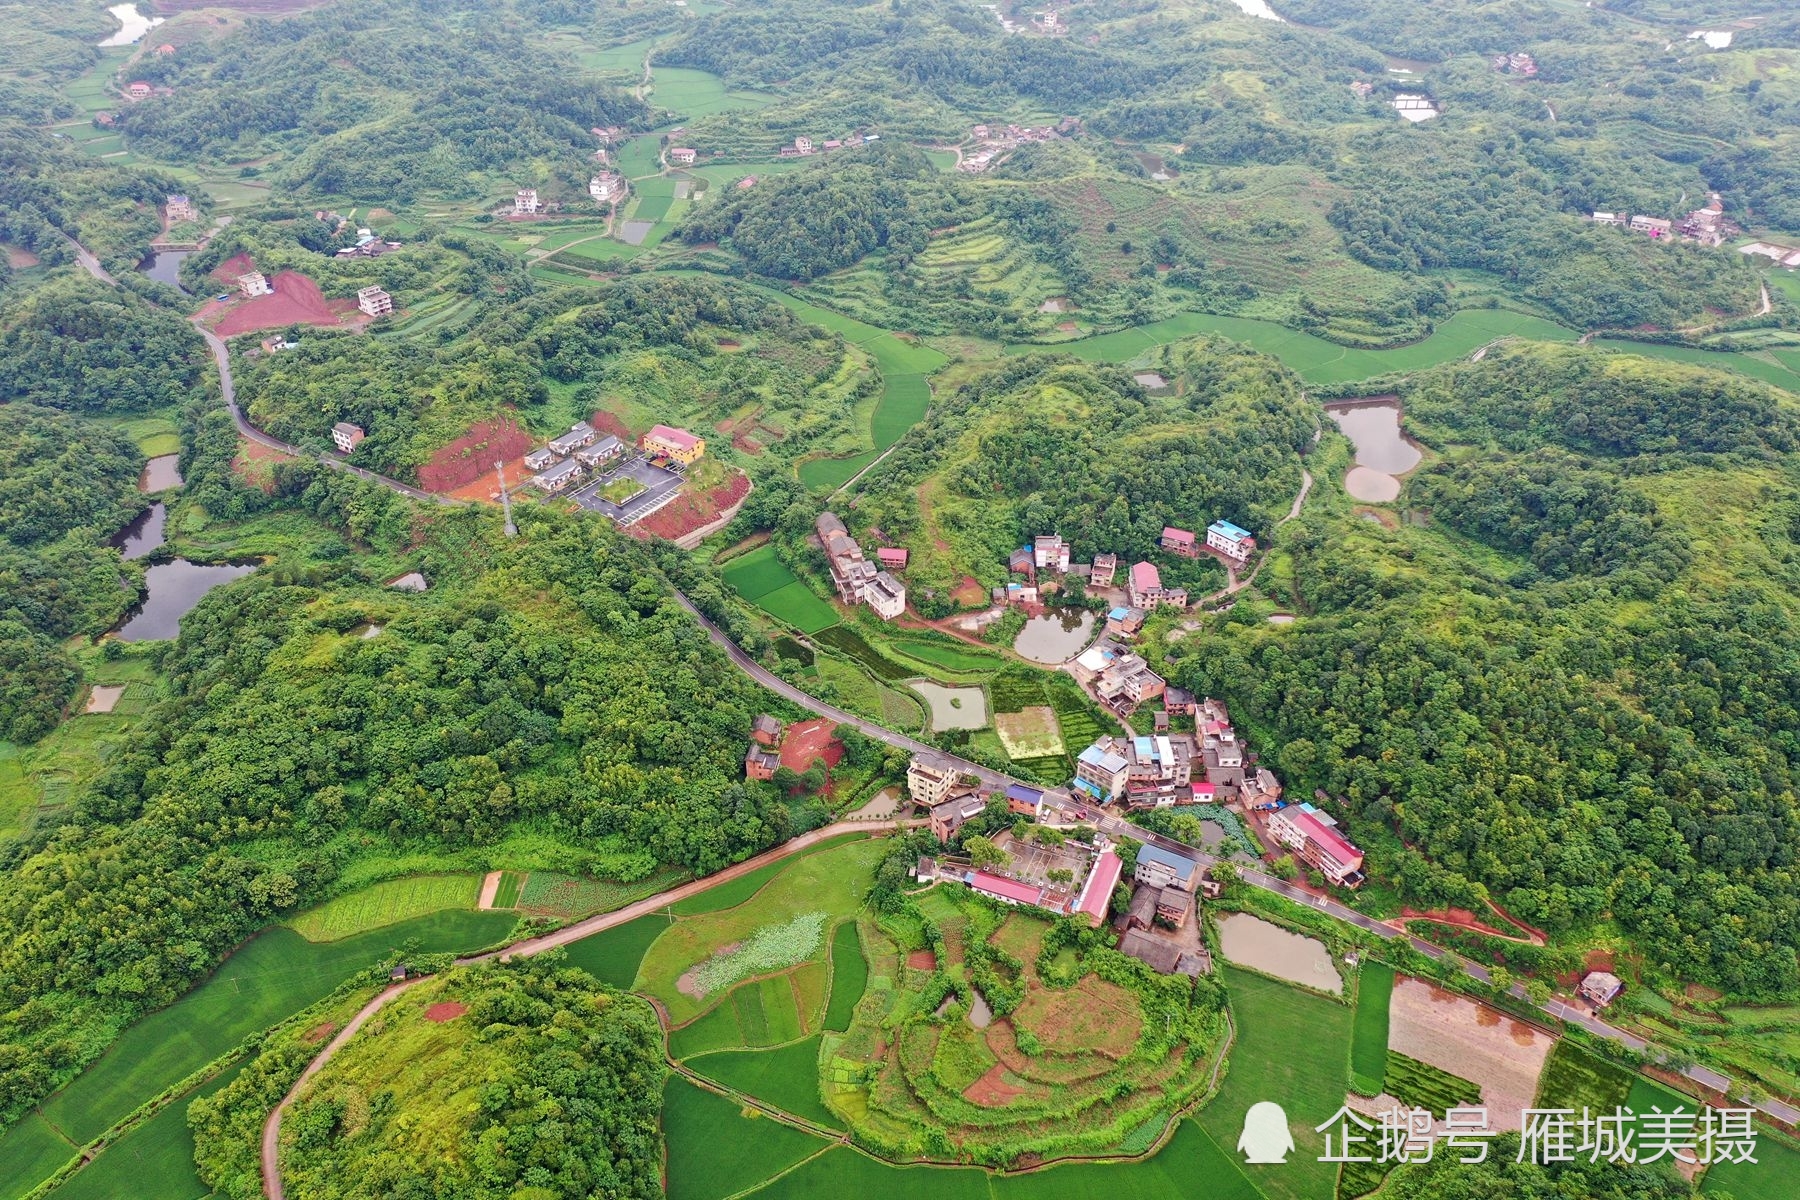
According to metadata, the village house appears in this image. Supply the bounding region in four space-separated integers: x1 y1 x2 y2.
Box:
1678 195 1737 246
669 147 698 165
929 793 988 841
1267 803 1365 887
1578 971 1624 1008
1154 887 1194 928
867 571 907 619
165 194 197 223
1350 80 1375 98
238 271 273 297
356 286 394 317
550 421 599 457
1034 534 1072 573
1630 215 1673 237
1125 734 1194 805
1240 767 1283 810
751 714 784 748
1160 526 1199 558
589 172 626 204
1096 651 1166 712
1201 718 1245 786
1074 739 1129 803
745 744 780 781
1492 51 1538 75
574 435 625 469
1163 687 1196 717
954 833 1121 927
971 124 990 140
1591 211 1627 227
1005 783 1044 818
1135 843 1200 892
818 512 906 618
1128 561 1186 609
908 752 962 808
1118 929 1207 977
331 422 365 454
1105 606 1146 638
1114 884 1159 933
794 136 814 156
154 42 175 55
877 546 909 569
1000 580 1039 608
532 458 585 493
524 447 559 472
1090 552 1117 588
1009 546 1036 579
514 188 541 215
643 424 705 465
1206 520 1256 563
125 81 152 101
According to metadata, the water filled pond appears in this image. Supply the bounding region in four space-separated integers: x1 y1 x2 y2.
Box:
909 681 989 731
1012 609 1095 664
111 503 167 561
1216 912 1343 994
113 561 257 641
138 250 191 293
98 3 162 46
1326 398 1422 502
140 453 183 492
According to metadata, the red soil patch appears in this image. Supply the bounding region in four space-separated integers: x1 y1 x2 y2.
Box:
963 1062 1029 1107
300 1021 337 1044
779 717 843 774
1057 321 1078 333
631 468 751 541
1584 949 1616 973
418 417 533 493
907 949 938 971
733 434 764 455
211 252 256 281
950 575 988 607
2 244 40 268
424 1001 467 1023
231 437 294 493
212 270 358 337
1400 907 1515 939
588 408 638 444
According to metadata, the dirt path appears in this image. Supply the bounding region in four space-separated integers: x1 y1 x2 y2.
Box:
476 871 503 910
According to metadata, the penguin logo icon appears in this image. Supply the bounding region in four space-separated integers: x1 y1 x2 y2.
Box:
1238 1101 1295 1164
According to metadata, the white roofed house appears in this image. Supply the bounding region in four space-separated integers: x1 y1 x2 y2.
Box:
574 435 624 468
548 421 598 456
238 272 273 297
867 571 907 620
356 286 393 317
531 458 585 492
524 447 559 472
514 188 541 214
589 172 626 204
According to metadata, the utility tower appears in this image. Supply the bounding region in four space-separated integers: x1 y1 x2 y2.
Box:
496 460 517 537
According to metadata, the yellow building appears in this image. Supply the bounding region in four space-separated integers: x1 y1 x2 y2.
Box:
643 424 705 465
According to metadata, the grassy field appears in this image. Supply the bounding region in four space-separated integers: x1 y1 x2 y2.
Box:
1704 1131 1800 1200
669 834 875 918
491 870 524 908
285 874 480 941
1348 963 1394 1096
561 912 676 989
515 866 690 921
662 1077 831 1200
0 1115 74 1200
1532 1040 1634 1114
687 1037 842 1129
823 921 868 1033
722 546 841 633
1593 337 1800 392
44 1063 244 1200
1197 967 1354 1200
640 839 886 1024
38 911 514 1146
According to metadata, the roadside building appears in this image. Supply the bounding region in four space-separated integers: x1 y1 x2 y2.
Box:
1134 843 1200 892
1630 215 1673 237
1096 652 1166 712
909 752 961 808
550 421 599 457
751 714 784 747
1073 845 1122 927
1005 783 1044 817
867 571 907 619
331 422 365 453
575 435 625 468
356 286 393 317
745 745 780 781
1206 520 1256 563
1160 526 1199 558
588 172 626 204
165 194 197 222
1090 552 1117 588
643 424 705 465
1579 971 1624 1008
238 271 273 297
929 793 988 841
1591 211 1627 226
514 188 541 215
1240 767 1283 810
531 458 584 493
1267 803 1365 887
1074 740 1129 803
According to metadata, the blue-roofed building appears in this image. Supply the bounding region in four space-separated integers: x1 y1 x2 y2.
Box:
1005 783 1044 815
1075 740 1129 803
1106 605 1146 638
1206 520 1256 562
1134 843 1200 891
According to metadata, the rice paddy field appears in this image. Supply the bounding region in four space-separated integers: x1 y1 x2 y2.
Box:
1704 1132 1800 1200
688 1036 842 1128
1532 1040 1634 1114
721 545 841 633
36 911 515 1146
0 1115 74 1200
1348 962 1393 1096
560 911 676 989
284 874 480 941
42 1062 245 1200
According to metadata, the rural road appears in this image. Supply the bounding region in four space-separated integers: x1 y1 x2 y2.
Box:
261 822 908 1197
63 233 116 284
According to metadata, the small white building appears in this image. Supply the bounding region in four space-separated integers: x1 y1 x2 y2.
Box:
589 173 626 204
1206 520 1256 562
532 458 584 493
867 571 907 620
794 136 814 156
165 194 197 222
514 188 541 215
1630 215 1673 237
356 286 393 317
331 422 365 453
524 447 559 472
668 147 697 166
238 272 272 297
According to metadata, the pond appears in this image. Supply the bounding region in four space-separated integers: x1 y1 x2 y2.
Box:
98 2 162 46
110 503 167 561
1326 397 1422 503
140 453 183 493
1216 912 1343 994
138 250 191 293
1011 608 1096 664
909 681 989 731
113 560 257 642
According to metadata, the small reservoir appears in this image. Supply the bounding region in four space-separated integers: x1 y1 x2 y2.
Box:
138 250 192 293
1216 912 1343 994
1012 609 1095 664
1326 397 1423 503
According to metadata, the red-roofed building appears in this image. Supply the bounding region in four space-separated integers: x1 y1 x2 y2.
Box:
643 424 705 465
1268 806 1364 887
1075 848 1122 926
1128 561 1165 608
669 147 698 165
968 871 1047 908
1190 781 1217 803
125 81 152 101
1160 526 1198 557
877 547 909 568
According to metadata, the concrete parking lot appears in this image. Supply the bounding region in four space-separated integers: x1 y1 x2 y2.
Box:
572 456 685 524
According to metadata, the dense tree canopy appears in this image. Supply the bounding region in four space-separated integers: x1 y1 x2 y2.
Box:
0 276 207 413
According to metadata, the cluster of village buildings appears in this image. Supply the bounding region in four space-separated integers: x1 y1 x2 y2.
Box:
960 119 1078 173
816 512 908 620
995 522 1255 614
776 131 878 159
1492 51 1539 76
522 421 704 493
1591 195 1741 248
